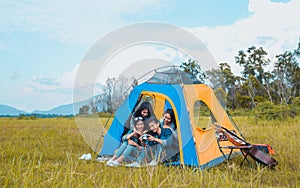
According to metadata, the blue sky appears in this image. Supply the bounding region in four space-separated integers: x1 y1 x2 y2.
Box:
0 0 299 112
122 1 251 27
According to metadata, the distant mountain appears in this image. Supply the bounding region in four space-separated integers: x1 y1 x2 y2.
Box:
32 98 91 115
32 104 73 115
0 97 93 116
0 104 28 116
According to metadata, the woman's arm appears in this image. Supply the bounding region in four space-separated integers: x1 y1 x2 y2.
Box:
128 139 142 150
147 135 163 144
126 130 136 140
122 129 134 141
148 128 173 146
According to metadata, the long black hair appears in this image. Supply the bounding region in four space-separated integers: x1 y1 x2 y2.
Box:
165 108 176 130
133 101 153 119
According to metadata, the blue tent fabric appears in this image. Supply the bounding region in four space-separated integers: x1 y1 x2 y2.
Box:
164 99 172 111
100 82 199 166
100 87 141 155
97 68 246 169
145 83 199 166
168 84 199 166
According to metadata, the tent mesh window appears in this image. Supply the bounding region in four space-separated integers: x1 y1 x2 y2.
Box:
146 67 202 85
193 100 216 129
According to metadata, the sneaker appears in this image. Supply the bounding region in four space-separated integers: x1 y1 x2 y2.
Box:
84 153 92 160
106 159 113 165
79 153 87 160
108 160 119 167
148 160 157 166
126 162 140 168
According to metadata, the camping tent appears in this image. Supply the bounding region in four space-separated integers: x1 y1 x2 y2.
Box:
98 67 244 169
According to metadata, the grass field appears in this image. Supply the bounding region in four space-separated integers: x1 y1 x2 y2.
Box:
0 116 299 187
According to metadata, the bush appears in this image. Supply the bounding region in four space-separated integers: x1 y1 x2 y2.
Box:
289 97 300 118
97 112 114 118
236 94 252 108
17 114 37 120
254 101 293 120
226 108 253 117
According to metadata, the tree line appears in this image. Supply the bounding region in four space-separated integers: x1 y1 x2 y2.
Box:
80 39 300 118
79 76 133 114
204 39 300 110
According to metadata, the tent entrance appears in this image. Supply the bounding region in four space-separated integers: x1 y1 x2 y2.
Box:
139 91 184 165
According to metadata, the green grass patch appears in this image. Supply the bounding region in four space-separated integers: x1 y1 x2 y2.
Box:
0 117 299 187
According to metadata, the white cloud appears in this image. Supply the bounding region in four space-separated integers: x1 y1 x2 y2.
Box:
2 0 298 66
29 63 78 92
2 0 299 112
60 64 79 89
71 44 187 103
29 75 60 92
95 44 186 84
0 0 173 44
15 86 73 112
188 0 300 74
18 64 79 111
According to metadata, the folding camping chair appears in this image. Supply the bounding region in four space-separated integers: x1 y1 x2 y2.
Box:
215 126 252 166
214 123 278 167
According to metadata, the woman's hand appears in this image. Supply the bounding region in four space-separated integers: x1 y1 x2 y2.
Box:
133 128 143 136
147 135 163 144
147 135 156 142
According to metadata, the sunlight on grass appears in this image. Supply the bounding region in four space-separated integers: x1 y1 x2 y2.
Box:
0 117 299 187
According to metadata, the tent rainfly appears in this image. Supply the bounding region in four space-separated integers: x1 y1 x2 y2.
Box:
98 67 245 169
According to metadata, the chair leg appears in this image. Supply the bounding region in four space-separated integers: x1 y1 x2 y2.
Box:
227 149 234 160
240 149 252 167
220 148 234 164
219 147 229 162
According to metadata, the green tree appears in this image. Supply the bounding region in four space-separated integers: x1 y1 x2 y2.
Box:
79 105 90 114
272 43 300 105
219 63 239 108
206 63 238 109
180 59 207 83
99 76 132 113
235 46 273 107
103 78 115 113
235 46 270 83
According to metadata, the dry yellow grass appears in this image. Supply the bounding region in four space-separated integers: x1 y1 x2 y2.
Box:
0 116 299 187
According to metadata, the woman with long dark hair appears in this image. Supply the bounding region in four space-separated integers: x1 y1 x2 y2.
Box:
160 108 176 130
133 101 153 120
